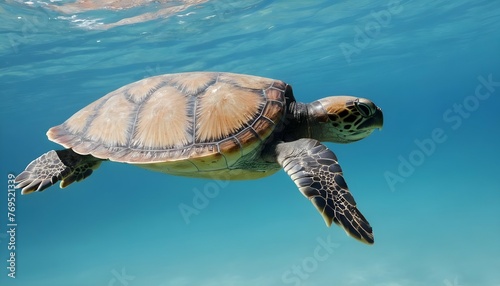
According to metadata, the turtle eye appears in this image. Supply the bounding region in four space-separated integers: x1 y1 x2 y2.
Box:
354 100 375 117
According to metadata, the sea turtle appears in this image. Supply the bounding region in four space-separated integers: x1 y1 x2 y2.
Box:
15 72 383 244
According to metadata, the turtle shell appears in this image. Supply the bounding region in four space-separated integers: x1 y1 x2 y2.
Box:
47 72 290 173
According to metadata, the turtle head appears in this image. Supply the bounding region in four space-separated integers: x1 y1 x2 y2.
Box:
307 96 383 143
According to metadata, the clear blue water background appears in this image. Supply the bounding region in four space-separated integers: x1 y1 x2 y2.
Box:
1 0 500 285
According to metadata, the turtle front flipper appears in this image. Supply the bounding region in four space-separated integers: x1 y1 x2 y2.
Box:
15 149 102 195
275 139 374 244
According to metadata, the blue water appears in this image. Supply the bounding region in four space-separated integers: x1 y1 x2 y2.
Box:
1 0 500 285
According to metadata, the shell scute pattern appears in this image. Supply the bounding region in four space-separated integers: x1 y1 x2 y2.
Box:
169 72 215 96
125 76 167 103
47 72 288 168
195 81 264 143
131 85 192 149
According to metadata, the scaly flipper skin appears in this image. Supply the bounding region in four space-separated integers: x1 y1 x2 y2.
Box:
275 139 374 244
15 149 102 195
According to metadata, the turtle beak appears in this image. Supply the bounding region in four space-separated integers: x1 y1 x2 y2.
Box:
374 107 383 130
359 107 383 131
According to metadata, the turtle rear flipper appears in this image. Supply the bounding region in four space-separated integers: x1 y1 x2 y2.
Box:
275 139 374 244
15 149 102 195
